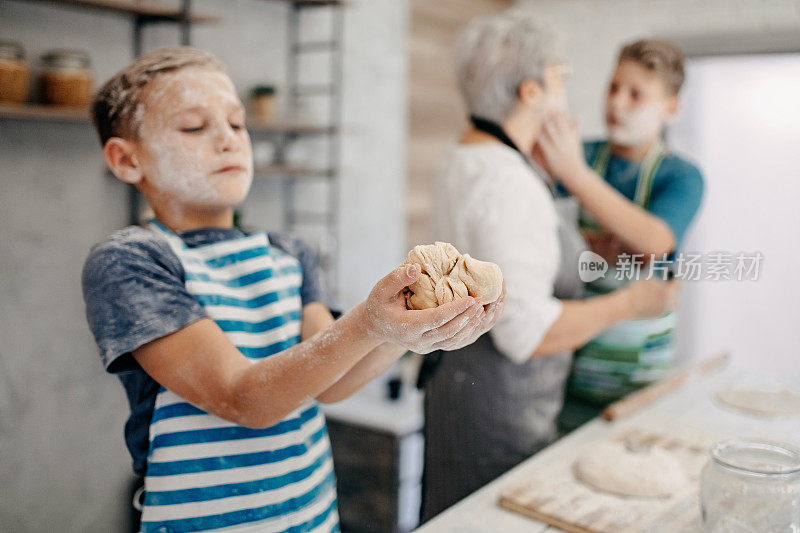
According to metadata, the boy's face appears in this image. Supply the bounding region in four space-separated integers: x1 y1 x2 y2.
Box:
134 67 253 211
605 59 678 147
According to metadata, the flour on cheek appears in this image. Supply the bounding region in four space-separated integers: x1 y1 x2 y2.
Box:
607 103 665 146
144 134 216 203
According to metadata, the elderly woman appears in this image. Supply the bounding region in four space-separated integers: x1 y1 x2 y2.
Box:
421 12 679 520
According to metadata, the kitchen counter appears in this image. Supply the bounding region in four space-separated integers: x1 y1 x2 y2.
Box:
322 378 424 436
414 363 800 532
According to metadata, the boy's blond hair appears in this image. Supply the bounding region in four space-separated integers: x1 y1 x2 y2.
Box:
618 39 685 95
91 46 227 146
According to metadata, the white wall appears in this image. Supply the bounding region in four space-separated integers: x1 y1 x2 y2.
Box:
516 0 800 137
667 54 800 373
0 1 406 530
337 1 408 308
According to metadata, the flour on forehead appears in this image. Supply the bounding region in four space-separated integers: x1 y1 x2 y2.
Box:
133 68 241 136
146 68 241 111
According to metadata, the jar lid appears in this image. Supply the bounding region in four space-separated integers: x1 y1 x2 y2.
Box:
711 440 800 477
0 40 25 61
41 49 90 69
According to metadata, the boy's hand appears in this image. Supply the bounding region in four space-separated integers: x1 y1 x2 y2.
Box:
535 111 589 186
444 280 506 350
362 265 505 354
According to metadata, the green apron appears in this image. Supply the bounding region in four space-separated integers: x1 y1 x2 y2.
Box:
569 141 676 404
578 140 666 235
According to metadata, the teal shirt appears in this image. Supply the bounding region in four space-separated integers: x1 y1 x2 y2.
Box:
582 140 704 250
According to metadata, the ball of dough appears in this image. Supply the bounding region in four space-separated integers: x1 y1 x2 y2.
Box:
574 441 688 498
402 242 503 310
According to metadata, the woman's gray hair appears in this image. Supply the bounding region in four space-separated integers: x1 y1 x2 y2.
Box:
455 12 565 123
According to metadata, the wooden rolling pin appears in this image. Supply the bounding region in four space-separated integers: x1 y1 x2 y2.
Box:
601 352 730 422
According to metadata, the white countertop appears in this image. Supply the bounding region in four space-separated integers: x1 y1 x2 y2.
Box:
322 378 424 436
414 364 800 532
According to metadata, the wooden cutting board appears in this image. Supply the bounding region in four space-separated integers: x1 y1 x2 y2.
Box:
498 429 710 533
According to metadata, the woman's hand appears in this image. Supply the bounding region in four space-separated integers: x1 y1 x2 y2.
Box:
535 111 589 187
362 265 505 354
621 278 680 319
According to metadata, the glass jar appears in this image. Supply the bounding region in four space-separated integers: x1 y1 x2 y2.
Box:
700 440 800 532
250 84 277 124
0 40 30 104
40 49 93 107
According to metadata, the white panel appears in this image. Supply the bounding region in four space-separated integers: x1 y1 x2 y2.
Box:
668 54 800 373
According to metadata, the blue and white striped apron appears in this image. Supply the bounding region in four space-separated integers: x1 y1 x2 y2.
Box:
140 220 338 533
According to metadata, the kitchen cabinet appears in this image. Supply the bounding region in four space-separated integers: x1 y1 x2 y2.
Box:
324 379 425 533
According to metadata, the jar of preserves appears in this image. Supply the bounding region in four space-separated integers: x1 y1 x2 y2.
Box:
700 440 800 532
0 40 30 104
40 49 92 107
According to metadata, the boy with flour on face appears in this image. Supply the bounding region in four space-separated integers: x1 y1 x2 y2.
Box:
81 47 503 533
535 39 704 404
536 39 704 266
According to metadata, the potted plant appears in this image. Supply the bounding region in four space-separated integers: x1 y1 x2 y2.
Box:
250 84 276 123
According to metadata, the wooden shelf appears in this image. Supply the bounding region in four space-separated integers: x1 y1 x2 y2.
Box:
265 0 344 6
247 120 334 135
0 104 335 137
292 0 343 6
254 165 333 179
17 0 220 23
0 103 90 123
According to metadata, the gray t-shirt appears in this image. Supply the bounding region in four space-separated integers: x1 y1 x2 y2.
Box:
81 224 329 476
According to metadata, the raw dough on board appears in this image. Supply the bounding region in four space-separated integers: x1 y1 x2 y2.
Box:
574 440 689 498
715 387 800 417
402 242 503 310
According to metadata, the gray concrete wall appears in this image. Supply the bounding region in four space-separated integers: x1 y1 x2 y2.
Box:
0 0 407 530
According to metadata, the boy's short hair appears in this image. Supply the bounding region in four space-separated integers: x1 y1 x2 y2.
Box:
91 46 227 146
618 39 685 95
